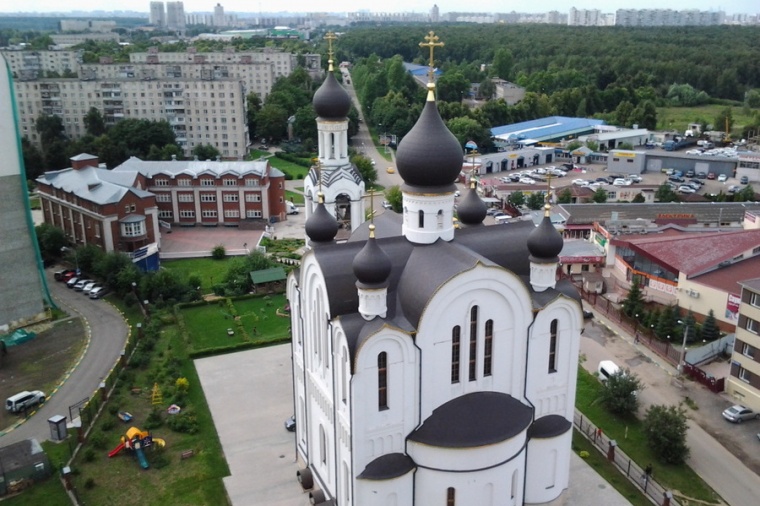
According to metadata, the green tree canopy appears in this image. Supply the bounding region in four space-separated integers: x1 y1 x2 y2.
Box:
192 143 221 161
83 107 106 137
643 404 690 465
601 370 643 416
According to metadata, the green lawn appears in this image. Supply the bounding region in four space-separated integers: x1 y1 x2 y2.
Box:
232 295 290 341
182 303 251 351
248 149 271 160
656 104 757 136
162 258 233 293
575 367 719 503
285 190 305 204
268 156 309 179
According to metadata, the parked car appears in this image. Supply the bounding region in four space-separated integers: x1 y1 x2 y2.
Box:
696 172 707 179
74 279 93 291
722 405 759 423
727 185 740 194
284 415 296 432
718 174 728 182
486 208 502 216
6 390 46 413
665 168 675 176
707 172 716 180
627 175 643 183
668 176 685 183
89 287 108 299
54 269 75 281
677 185 696 194
61 271 78 283
66 277 81 288
740 176 749 184
685 170 695 177
519 177 536 185
382 201 393 210
82 282 101 295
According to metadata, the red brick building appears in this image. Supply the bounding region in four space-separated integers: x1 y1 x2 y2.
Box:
112 156 287 227
37 154 159 254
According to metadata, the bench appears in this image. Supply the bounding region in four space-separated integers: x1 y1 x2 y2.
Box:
181 449 195 460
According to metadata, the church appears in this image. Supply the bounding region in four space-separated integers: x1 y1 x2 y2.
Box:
287 33 583 506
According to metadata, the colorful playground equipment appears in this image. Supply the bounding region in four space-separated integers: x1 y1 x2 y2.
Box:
108 427 166 469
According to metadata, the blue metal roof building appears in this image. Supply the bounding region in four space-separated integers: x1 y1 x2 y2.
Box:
491 116 606 144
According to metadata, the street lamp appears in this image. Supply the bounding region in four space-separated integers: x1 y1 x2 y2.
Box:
676 320 689 375
61 246 79 274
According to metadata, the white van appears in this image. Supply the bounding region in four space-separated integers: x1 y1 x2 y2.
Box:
286 201 299 215
6 390 46 413
597 360 621 383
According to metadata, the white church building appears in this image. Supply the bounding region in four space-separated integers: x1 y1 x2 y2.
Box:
287 37 583 506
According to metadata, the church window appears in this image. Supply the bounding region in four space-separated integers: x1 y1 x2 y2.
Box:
342 351 348 404
437 209 443 228
548 319 558 373
484 319 493 376
418 209 424 228
511 469 519 499
378 352 388 410
469 306 478 381
319 425 327 465
451 326 461 383
446 487 455 506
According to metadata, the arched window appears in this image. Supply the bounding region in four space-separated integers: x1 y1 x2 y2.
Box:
484 319 493 376
437 209 444 228
343 461 350 504
446 487 455 506
418 209 425 228
469 306 478 381
341 349 348 404
378 352 388 410
319 425 327 465
548 319 558 373
511 469 519 499
451 326 461 383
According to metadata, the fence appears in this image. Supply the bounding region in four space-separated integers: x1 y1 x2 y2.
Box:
574 410 680 506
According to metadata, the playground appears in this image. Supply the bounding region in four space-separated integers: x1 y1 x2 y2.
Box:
108 427 167 470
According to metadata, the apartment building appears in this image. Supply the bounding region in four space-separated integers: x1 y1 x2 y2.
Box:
726 278 760 411
615 9 725 26
2 47 317 159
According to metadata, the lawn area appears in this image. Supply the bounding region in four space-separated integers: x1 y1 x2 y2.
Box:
268 155 309 179
162 258 233 293
182 302 251 351
285 189 305 204
575 367 719 503
248 149 271 160
656 104 757 135
572 431 650 506
232 295 290 341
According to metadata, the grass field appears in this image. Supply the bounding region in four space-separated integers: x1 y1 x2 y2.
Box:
162 258 233 293
656 104 757 136
268 155 310 179
182 303 251 351
285 189 305 204
575 367 719 503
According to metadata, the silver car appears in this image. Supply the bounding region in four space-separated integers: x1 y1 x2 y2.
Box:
722 405 758 423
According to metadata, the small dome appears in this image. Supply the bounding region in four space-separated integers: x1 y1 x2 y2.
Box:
396 93 463 188
456 182 487 226
305 196 339 243
527 206 564 261
353 225 392 286
313 70 351 120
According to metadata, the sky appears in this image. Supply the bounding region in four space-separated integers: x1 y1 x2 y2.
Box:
0 1 756 16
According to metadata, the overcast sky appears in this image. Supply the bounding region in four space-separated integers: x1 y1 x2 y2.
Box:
0 1 755 16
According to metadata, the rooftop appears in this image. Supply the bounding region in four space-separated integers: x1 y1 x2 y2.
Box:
491 116 605 143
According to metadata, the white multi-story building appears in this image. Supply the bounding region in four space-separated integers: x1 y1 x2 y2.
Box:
166 1 186 33
615 9 725 26
149 1 166 27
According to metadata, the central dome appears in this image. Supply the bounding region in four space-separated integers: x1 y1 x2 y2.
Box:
313 70 351 120
396 94 463 189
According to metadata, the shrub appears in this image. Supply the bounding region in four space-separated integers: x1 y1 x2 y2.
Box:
101 418 116 431
643 404 690 464
167 410 199 434
108 404 120 416
211 244 226 260
151 445 170 469
89 431 108 450
144 408 164 430
84 477 96 489
83 449 96 463
176 377 190 392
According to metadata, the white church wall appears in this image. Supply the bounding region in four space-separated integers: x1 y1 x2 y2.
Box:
412 453 524 505
414 266 533 421
408 428 527 472
332 324 353 504
525 299 582 420
524 430 572 504
351 332 418 478
401 192 456 244
355 472 414 506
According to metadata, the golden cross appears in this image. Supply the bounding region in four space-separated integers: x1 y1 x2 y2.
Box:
419 31 444 82
545 174 553 204
325 32 337 61
369 188 375 224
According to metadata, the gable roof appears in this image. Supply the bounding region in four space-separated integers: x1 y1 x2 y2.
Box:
37 166 149 206
491 116 605 142
112 157 270 178
558 202 760 226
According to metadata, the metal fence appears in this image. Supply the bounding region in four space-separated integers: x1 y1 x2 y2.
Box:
574 410 680 506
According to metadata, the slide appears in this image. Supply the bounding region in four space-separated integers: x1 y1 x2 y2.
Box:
108 442 125 458
152 437 166 448
134 445 149 470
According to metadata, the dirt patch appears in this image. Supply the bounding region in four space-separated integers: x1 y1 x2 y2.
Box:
0 318 86 430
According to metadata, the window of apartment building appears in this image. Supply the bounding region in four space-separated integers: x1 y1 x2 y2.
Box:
739 366 752 383
751 292 760 308
200 178 215 186
747 318 759 335
224 210 239 218
244 179 259 187
246 210 262 218
201 210 217 218
177 178 191 186
155 193 171 202
223 193 238 202
158 210 173 219
245 193 261 202
177 194 194 202
742 342 754 358
179 210 195 218
200 193 216 202
223 178 237 186
121 221 145 237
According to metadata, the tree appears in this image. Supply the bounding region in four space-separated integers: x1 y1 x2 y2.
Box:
622 278 645 318
601 370 643 416
592 187 607 203
714 107 734 135
21 138 45 180
508 191 525 207
701 309 720 342
35 223 67 261
350 154 378 187
655 183 679 202
255 104 288 143
192 144 221 161
478 78 496 100
491 48 513 80
35 114 66 145
527 191 545 210
681 310 697 344
384 185 403 213
558 188 572 204
446 116 491 150
643 404 690 464
436 71 471 103
246 92 262 142
632 193 646 203
734 185 756 202
83 107 106 137
655 305 677 340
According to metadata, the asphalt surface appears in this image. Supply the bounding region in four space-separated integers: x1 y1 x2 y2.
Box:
583 311 760 506
0 269 129 446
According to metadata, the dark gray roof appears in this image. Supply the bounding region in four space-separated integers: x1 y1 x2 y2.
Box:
739 277 760 292
528 414 572 439
313 70 351 119
357 453 416 480
558 202 760 226
37 166 149 205
408 392 533 447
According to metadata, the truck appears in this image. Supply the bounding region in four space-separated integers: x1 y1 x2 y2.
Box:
663 137 698 151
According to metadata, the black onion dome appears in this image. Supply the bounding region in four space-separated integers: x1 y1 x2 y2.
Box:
313 71 351 120
396 97 463 188
353 225 392 286
457 184 487 226
305 198 339 243
527 207 564 261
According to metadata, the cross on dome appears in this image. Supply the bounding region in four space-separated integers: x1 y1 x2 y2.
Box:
419 31 444 84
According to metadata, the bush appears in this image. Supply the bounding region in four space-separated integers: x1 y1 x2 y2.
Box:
101 418 116 431
643 404 690 464
211 244 226 260
150 445 170 469
84 477 96 489
83 449 96 463
108 404 120 416
89 431 108 450
144 408 164 430
600 370 643 416
167 410 199 434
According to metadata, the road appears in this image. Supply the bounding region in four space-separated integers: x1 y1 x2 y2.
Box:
582 313 760 506
0 270 129 446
